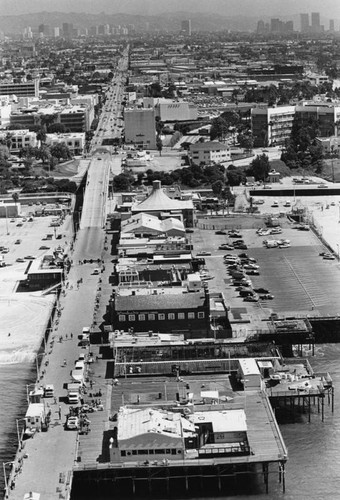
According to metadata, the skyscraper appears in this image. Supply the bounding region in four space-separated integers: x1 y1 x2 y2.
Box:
311 12 320 33
300 13 309 33
181 20 192 36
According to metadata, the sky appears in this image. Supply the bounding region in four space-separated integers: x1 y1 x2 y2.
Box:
1 0 340 18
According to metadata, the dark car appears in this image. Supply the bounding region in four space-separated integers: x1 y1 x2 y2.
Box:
238 253 249 259
215 230 227 235
260 294 274 300
186 229 194 233
219 244 234 250
239 290 255 297
254 287 269 294
234 244 248 250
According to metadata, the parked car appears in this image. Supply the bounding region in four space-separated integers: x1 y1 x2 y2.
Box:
234 244 248 250
196 251 212 256
239 290 255 297
323 254 336 260
24 255 36 260
245 269 260 275
243 264 259 270
15 239 22 244
215 230 227 235
66 416 79 430
16 258 25 263
219 244 234 250
260 294 275 300
243 295 259 302
254 288 270 294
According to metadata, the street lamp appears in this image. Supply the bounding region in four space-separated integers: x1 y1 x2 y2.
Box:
16 418 26 450
3 461 14 498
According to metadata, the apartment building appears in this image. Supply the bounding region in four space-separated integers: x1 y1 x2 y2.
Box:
251 105 295 147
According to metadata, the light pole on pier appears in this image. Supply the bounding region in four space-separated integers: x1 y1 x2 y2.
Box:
16 418 26 450
3 461 14 498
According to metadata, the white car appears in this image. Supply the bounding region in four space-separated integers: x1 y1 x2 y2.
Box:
66 416 79 430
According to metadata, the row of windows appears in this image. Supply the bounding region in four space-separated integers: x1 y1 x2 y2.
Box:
118 311 205 322
121 448 181 457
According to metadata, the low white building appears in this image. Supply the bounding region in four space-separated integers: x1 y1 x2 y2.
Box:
189 141 231 164
0 129 37 153
45 132 85 155
121 213 185 237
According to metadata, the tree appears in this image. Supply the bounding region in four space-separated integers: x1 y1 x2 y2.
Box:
156 136 163 156
12 192 19 207
36 126 47 144
37 145 52 165
247 154 270 182
48 123 66 134
211 179 224 196
113 172 134 191
237 132 254 151
210 117 229 141
50 143 72 162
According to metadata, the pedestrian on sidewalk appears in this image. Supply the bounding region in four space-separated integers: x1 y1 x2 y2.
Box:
58 406 62 419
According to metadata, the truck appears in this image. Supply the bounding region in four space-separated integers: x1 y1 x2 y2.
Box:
67 383 81 404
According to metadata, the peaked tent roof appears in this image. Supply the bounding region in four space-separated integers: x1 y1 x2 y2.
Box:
132 181 187 212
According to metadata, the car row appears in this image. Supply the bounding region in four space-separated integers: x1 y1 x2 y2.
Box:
224 252 274 302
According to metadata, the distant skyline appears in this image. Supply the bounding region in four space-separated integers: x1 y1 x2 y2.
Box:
1 0 340 18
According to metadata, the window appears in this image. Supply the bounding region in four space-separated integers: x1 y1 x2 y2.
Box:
198 312 205 319
128 314 135 321
121 450 126 457
148 313 155 321
165 449 171 454
158 314 165 320
137 450 148 455
118 314 126 322
188 312 195 319
132 450 137 455
138 314 145 321
168 313 175 320
178 313 185 320
155 449 165 454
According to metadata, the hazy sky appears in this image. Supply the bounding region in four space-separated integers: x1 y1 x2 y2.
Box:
2 0 340 18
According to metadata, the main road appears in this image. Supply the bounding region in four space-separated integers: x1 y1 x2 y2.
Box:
7 49 127 500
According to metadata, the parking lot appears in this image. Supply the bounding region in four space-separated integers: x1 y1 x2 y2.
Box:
0 207 73 269
192 216 340 318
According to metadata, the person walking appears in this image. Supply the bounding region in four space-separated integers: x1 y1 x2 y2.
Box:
58 406 62 419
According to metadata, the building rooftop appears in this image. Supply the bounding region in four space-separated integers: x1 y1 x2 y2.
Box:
115 290 206 312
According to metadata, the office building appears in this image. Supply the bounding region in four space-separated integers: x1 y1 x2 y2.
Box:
181 20 192 36
251 106 295 147
311 12 321 33
300 13 309 33
62 23 73 38
124 108 156 149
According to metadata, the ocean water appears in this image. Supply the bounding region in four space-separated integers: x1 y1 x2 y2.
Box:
1 345 340 499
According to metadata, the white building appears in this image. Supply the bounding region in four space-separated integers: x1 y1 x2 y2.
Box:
251 105 295 147
121 213 185 237
0 129 37 153
45 132 85 155
189 141 231 164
